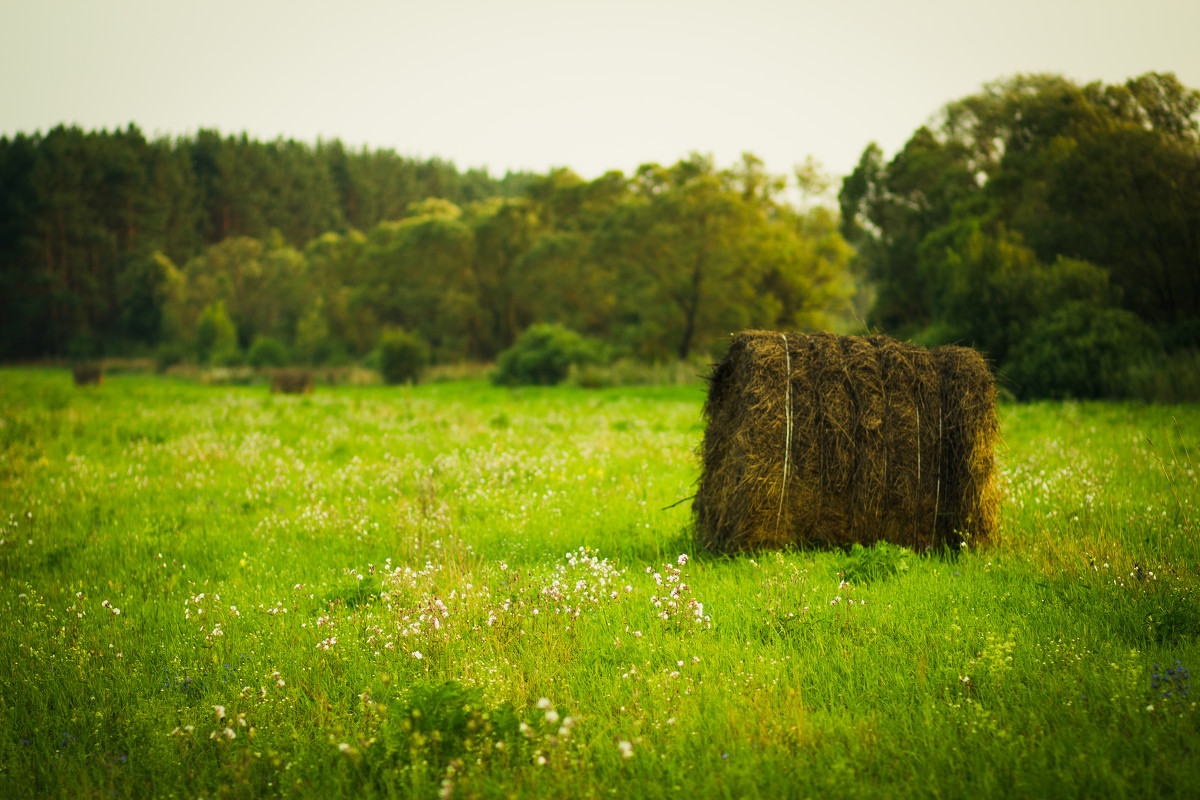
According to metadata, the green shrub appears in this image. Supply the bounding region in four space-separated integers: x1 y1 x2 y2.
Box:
378 329 430 385
1122 349 1200 403
294 301 342 365
154 341 189 373
1003 300 1158 399
493 323 601 386
567 357 707 388
194 301 239 365
247 335 290 368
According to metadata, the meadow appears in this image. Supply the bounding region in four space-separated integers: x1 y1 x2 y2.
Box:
0 368 1197 799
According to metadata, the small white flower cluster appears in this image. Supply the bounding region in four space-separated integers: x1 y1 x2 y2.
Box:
538 547 628 617
829 580 866 606
206 704 239 741
527 697 575 766
647 555 710 627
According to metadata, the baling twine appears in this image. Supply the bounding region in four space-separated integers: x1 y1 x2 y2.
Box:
776 333 792 534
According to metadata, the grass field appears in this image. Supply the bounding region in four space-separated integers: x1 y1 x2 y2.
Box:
1 368 1198 799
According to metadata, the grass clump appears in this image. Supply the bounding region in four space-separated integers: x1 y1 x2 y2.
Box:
840 541 913 584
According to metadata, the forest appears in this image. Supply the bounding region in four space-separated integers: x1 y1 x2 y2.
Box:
2 71 1198 399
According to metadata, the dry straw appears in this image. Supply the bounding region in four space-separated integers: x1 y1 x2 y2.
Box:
270 368 314 395
693 331 1000 553
72 363 104 387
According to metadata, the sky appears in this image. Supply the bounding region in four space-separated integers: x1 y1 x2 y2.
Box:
3 0 1199 189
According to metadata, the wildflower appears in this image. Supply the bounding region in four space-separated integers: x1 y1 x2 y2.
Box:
213 705 226 720
537 697 552 710
677 554 688 566
618 740 634 759
412 651 423 660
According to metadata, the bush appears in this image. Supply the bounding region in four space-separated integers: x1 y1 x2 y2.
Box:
1003 301 1158 399
492 324 602 386
1122 349 1200 403
567 357 707 388
294 301 339 365
154 341 190 373
194 301 239 365
378 329 430 385
248 335 290 368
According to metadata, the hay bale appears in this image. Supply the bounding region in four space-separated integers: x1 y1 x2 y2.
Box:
270 368 314 395
694 331 1000 553
72 363 104 386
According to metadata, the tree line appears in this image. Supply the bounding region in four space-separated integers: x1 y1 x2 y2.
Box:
0 125 856 366
0 126 535 359
2 71 1198 398
161 155 854 368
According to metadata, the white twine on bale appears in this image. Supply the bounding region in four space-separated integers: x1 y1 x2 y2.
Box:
934 414 942 542
776 333 792 535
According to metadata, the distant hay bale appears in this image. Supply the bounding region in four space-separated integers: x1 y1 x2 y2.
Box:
693 331 1000 553
72 363 104 387
270 368 314 395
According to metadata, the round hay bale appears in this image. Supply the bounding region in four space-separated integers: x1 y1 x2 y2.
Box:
72 363 104 387
694 331 1000 553
270 368 314 395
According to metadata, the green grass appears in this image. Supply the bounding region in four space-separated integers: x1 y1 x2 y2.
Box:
1 368 1198 799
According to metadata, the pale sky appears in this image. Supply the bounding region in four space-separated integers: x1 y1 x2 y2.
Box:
3 0 1199 188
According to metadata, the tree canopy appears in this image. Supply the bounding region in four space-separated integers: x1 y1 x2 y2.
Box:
839 71 1200 396
0 129 856 366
